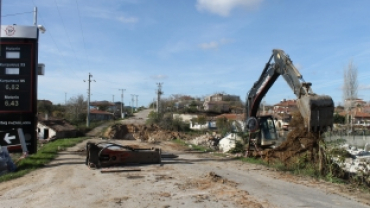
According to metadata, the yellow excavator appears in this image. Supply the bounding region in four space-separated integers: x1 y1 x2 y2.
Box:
245 49 334 148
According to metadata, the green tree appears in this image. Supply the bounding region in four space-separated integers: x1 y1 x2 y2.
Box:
37 100 52 114
216 117 232 136
197 115 207 125
333 113 345 124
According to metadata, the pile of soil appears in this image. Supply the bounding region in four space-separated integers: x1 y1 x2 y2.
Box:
103 123 191 142
260 112 322 165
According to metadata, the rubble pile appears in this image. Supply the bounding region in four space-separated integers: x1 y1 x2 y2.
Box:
333 143 370 174
104 124 191 142
189 132 219 146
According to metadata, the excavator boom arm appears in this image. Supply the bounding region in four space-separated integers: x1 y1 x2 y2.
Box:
246 49 334 132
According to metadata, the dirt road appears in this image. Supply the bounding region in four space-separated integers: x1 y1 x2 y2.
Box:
0 110 369 208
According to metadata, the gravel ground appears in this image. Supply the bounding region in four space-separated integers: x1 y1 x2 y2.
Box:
1 110 370 208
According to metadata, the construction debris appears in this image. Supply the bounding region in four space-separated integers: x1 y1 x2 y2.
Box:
104 124 191 142
100 168 141 173
86 142 161 169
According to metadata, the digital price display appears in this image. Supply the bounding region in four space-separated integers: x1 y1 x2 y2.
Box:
0 25 39 153
0 43 34 112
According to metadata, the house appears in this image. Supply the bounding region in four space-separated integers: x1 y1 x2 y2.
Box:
90 109 114 121
216 113 245 132
190 119 217 130
37 99 53 106
90 101 116 112
340 99 370 126
273 99 297 114
204 93 240 102
272 113 291 130
203 93 241 113
339 110 370 126
189 116 216 130
203 101 230 112
37 115 77 139
173 114 198 122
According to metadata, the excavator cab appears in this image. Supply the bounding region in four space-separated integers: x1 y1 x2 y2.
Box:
249 115 278 147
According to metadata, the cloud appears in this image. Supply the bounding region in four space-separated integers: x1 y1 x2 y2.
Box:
83 6 139 24
151 75 168 80
198 38 233 50
117 16 139 23
196 0 263 17
199 41 219 50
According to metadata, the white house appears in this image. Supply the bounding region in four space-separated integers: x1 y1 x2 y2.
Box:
37 115 77 140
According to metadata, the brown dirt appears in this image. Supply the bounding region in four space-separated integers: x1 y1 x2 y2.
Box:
176 171 265 208
260 112 321 165
103 124 192 142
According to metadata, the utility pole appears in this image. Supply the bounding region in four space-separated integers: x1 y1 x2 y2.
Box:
135 95 139 110
112 95 115 116
33 7 37 26
156 83 163 113
119 89 125 118
84 73 95 127
131 94 135 113
65 92 67 105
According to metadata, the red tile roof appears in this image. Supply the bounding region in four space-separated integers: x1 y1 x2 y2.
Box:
216 113 244 120
274 99 297 107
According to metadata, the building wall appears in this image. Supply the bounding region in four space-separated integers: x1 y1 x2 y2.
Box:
90 113 114 120
173 114 198 123
37 123 56 139
189 121 216 130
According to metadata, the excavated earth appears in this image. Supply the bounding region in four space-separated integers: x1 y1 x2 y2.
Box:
260 112 322 165
103 123 192 142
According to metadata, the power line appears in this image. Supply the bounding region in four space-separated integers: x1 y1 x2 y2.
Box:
1 11 33 17
74 0 93 73
30 0 80 79
53 0 81 66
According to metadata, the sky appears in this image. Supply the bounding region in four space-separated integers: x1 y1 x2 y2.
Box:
1 0 370 107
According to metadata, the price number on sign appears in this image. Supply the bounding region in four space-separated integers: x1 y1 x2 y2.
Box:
5 84 20 90
5 100 19 106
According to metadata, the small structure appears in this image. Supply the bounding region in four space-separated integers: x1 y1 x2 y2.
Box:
203 93 241 113
218 133 243 153
203 101 230 112
216 113 245 131
37 115 77 139
273 99 297 114
90 109 114 121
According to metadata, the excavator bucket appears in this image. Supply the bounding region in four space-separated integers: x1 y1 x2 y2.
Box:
296 94 334 132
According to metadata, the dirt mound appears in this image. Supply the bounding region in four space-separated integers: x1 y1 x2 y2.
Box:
260 112 321 164
177 172 264 208
104 123 191 141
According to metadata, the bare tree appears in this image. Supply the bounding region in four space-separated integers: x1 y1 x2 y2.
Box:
65 94 87 122
343 60 358 130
